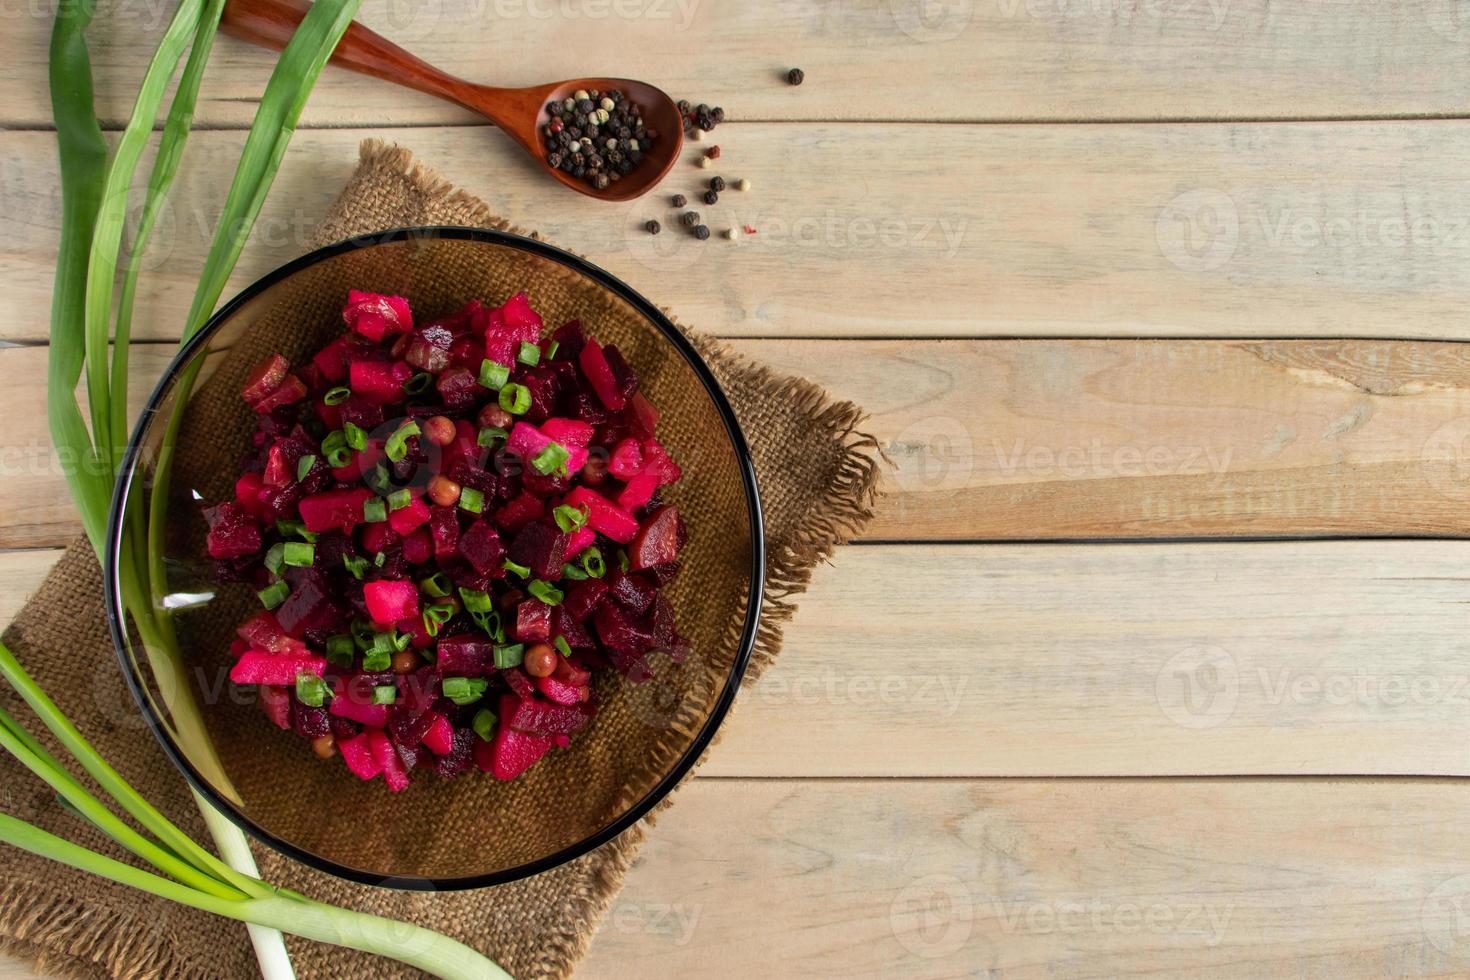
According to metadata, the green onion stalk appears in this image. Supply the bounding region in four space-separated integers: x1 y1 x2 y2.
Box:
15 0 513 975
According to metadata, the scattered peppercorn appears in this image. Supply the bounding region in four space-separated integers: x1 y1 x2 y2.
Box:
676 97 725 134
542 87 654 190
672 193 687 207
743 224 758 235
697 155 712 168
787 68 804 85
709 176 726 192
691 127 706 142
723 227 739 240
706 145 721 159
645 219 661 235
736 178 752 191
703 189 719 204
694 224 711 240
682 211 701 227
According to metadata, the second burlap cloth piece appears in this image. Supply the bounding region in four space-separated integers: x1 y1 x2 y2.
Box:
0 140 881 979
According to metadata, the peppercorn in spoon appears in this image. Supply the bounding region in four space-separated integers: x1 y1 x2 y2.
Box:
221 0 683 201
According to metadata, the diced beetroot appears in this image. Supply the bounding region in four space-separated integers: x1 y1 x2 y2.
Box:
298 487 374 533
564 526 596 559
435 366 480 409
508 522 569 580
432 728 477 778
204 502 261 559
515 599 553 643
435 634 496 676
401 528 432 564
553 655 593 686
504 695 592 737
504 667 536 699
343 290 413 342
234 472 266 519
608 438 643 479
405 324 454 373
536 675 589 706
230 650 327 687
242 353 289 404
625 391 660 439
594 602 654 656
339 732 383 780
540 418 594 448
499 291 544 334
312 334 357 382
422 713 455 755
359 521 397 555
629 506 687 571
641 439 682 483
563 580 609 621
617 471 661 511
236 611 306 655
458 520 506 575
395 613 434 651
578 339 626 410
250 374 306 413
553 605 595 651
494 491 545 531
229 637 249 659
472 736 497 774
605 570 656 616
258 685 292 730
262 442 296 488
292 701 331 740
551 319 587 361
329 690 390 728
506 422 588 475
274 576 348 640
449 336 485 372
388 497 431 536
602 345 639 400
368 729 411 792
609 648 653 684
349 359 412 404
491 708 554 780
364 580 418 624
429 505 461 562
561 487 639 543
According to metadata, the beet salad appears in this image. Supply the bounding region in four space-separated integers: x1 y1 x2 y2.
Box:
203 289 689 790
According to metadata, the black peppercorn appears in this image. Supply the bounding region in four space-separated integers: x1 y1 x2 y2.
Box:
672 194 687 208
703 190 719 205
787 68 804 85
709 176 725 192
645 219 661 235
682 211 701 227
693 225 711 240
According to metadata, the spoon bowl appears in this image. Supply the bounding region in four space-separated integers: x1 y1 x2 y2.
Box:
221 0 684 201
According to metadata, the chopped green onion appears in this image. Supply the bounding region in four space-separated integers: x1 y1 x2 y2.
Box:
477 359 509 390
527 580 563 605
458 588 493 613
421 572 452 598
362 641 392 672
374 551 386 568
552 503 589 532
442 676 489 706
581 548 607 578
616 549 629 573
295 674 329 707
362 497 386 523
493 644 525 669
282 542 314 568
372 684 398 705
323 385 351 405
404 371 433 395
458 486 484 514
392 631 413 651
276 518 316 542
295 454 317 482
553 636 572 658
343 421 367 451
388 488 413 511
472 610 505 642
263 542 286 576
499 383 531 415
502 558 530 579
364 463 391 495
384 421 420 463
472 708 497 741
369 631 397 657
351 619 375 651
257 581 289 609
531 442 570 476
560 562 588 581
477 426 507 448
342 554 368 580
546 339 560 360
325 634 355 666
516 341 540 366
321 431 351 468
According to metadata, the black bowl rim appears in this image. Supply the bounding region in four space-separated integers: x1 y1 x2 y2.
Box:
104 225 766 891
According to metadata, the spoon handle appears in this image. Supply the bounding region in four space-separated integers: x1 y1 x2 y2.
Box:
220 0 494 117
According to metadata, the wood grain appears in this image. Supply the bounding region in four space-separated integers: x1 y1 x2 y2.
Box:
585 778 1470 977
5 0 1470 128
10 123 1470 344
7 338 1470 548
7 541 1470 777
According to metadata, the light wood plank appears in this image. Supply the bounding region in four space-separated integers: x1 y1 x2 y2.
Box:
4 0 1470 128
8 339 1470 548
10 123 1470 344
586 778 1470 977
7 541 1470 776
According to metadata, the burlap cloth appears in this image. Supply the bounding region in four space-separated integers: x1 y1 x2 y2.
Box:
0 141 881 979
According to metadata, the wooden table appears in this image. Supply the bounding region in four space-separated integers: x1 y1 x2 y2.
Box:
9 2 1470 975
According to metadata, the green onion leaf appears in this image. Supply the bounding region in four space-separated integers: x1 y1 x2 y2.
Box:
257 581 289 610
477 426 507 448
492 644 525 670
472 708 497 741
361 646 392 672
616 549 630 573
282 542 314 568
516 341 540 366
343 420 367 450
581 548 607 578
502 558 530 579
374 551 386 568
553 636 572 658
323 386 350 405
420 572 452 598
442 677 489 706
388 488 413 512
341 554 368 580
459 588 492 613
371 684 397 705
384 421 420 463
477 359 509 390
546 340 560 360
531 442 570 476
527 580 563 605
404 371 433 395
363 497 386 523
560 562 588 581
499 383 531 415
325 635 355 666
553 503 589 532
263 542 286 576
458 486 484 514
295 454 316 482
471 610 504 642
295 674 328 707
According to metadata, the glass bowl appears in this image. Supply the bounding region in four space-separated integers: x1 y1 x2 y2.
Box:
104 227 763 889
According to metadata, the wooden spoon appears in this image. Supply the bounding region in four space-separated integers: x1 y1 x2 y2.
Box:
220 0 684 202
